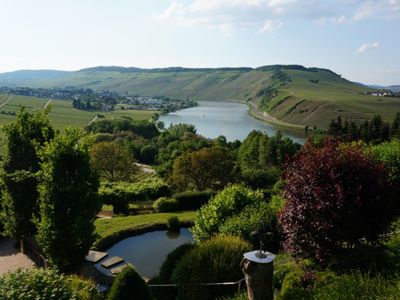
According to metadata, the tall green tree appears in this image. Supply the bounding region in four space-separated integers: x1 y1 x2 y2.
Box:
1 108 54 243
170 147 236 191
36 128 100 272
90 141 138 182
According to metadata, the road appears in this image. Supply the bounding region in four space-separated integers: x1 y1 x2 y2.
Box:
0 95 13 108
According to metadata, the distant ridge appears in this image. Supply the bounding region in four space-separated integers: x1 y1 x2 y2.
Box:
0 64 399 128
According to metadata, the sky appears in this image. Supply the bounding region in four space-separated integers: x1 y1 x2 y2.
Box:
0 0 399 85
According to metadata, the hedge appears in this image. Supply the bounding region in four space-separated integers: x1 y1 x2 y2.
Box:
172 190 214 210
99 180 170 214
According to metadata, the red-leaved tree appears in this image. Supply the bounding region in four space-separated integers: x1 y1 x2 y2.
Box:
279 139 397 263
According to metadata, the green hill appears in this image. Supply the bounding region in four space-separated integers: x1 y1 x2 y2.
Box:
1 65 399 128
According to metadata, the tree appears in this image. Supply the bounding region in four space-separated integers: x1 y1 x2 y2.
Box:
90 141 138 182
279 139 397 263
392 112 400 138
1 108 54 244
170 147 236 191
107 266 152 300
237 130 300 188
37 128 100 272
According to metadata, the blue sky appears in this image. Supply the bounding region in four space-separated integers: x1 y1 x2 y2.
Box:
0 0 399 85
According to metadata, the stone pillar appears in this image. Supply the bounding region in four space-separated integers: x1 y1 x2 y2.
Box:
242 250 275 300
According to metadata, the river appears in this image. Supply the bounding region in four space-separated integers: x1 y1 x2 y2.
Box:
159 101 305 144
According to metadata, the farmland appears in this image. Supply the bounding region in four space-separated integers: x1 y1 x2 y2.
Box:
0 94 157 130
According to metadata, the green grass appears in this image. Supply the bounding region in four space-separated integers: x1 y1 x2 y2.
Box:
0 94 157 130
94 211 196 240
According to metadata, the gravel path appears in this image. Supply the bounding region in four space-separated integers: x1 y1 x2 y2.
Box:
0 238 36 275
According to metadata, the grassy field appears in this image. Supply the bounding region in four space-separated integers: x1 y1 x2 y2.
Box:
94 211 196 240
0 94 157 130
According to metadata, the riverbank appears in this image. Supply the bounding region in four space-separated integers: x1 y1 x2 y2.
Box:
246 101 305 131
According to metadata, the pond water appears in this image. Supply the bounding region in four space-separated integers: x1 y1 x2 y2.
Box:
106 228 194 278
159 101 305 144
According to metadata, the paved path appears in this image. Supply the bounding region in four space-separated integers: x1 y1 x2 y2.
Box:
43 99 52 109
0 238 36 275
87 114 98 125
0 95 13 108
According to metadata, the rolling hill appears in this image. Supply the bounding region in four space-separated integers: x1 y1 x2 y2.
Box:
0 65 399 128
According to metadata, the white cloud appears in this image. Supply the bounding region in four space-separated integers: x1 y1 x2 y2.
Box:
156 0 400 34
261 19 283 32
357 42 380 53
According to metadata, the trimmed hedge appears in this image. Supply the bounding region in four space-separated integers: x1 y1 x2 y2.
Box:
99 180 170 214
172 190 214 210
153 198 179 212
153 191 214 213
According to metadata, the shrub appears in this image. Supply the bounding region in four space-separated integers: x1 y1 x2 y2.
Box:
153 197 179 212
173 190 213 210
219 199 282 251
313 272 400 300
279 139 397 263
151 243 196 300
370 139 400 185
192 184 264 242
167 216 181 231
158 243 196 283
172 235 251 300
107 265 152 300
99 179 170 214
0 268 100 300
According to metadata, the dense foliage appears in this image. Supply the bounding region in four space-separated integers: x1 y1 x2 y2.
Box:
219 195 284 250
279 139 397 263
172 235 251 300
107 266 153 300
237 131 300 188
170 146 236 191
1 109 54 240
90 141 138 182
191 184 264 242
328 113 400 143
0 268 100 300
370 139 400 185
36 129 100 272
86 119 159 139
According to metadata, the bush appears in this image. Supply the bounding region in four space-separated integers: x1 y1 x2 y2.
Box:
107 265 152 300
158 243 196 283
370 139 400 185
219 196 283 251
0 268 100 300
173 190 213 210
151 243 196 300
99 180 170 214
313 272 400 300
167 216 181 231
172 235 251 300
279 139 397 263
192 184 264 242
153 197 179 212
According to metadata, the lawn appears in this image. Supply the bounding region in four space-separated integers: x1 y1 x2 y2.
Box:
94 211 196 240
